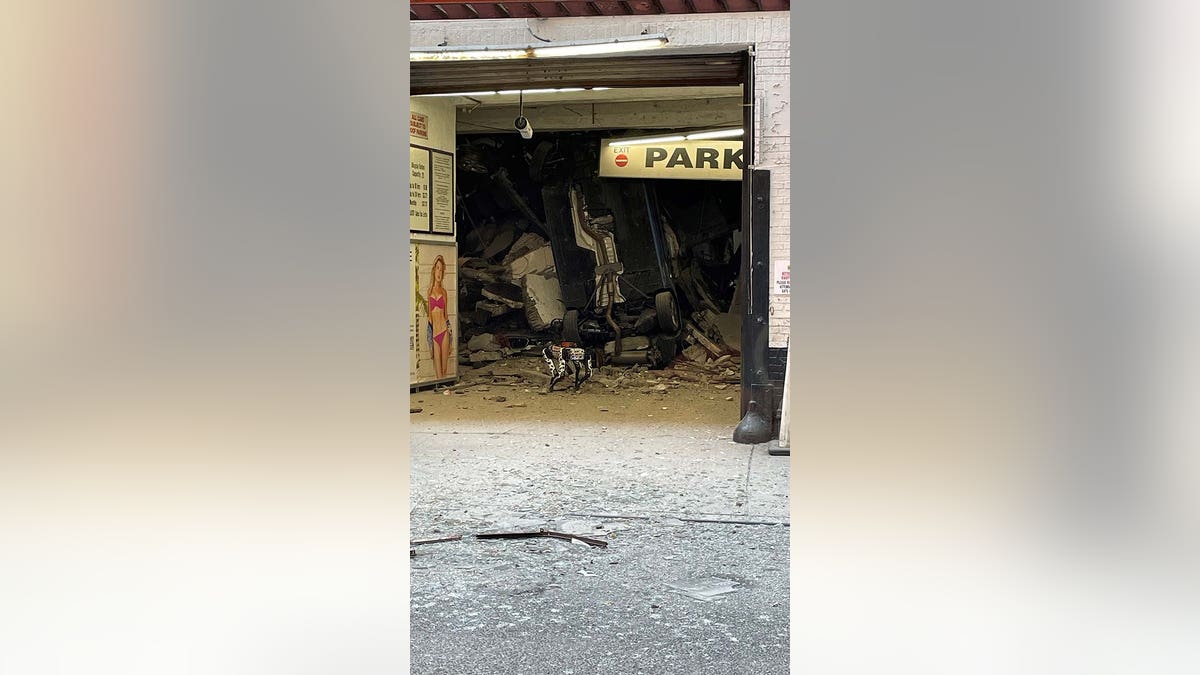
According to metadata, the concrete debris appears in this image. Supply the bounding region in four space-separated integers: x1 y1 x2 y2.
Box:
475 300 512 317
682 344 709 363
460 265 503 284
470 350 503 364
522 272 565 331
506 241 555 278
685 323 725 357
501 232 548 265
467 333 502 352
481 282 524 309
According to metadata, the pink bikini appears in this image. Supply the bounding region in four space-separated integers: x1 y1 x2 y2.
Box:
430 295 448 346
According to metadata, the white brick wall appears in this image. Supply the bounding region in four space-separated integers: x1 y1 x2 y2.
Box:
412 13 791 346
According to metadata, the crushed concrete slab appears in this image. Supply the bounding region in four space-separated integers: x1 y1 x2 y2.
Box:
507 244 555 279
501 232 548 266
522 273 564 331
470 351 503 364
482 282 524 309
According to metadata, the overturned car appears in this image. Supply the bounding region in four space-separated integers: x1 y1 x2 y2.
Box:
542 176 682 368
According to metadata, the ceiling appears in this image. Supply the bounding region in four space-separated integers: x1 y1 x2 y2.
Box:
410 0 789 21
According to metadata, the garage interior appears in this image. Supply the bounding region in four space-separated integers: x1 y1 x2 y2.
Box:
411 48 772 431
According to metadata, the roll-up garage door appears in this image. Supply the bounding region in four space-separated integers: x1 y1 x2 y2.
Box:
410 45 749 95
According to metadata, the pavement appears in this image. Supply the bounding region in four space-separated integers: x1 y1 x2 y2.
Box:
410 418 790 675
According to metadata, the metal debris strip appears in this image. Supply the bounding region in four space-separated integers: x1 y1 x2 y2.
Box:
474 528 610 549
410 535 465 546
566 512 789 527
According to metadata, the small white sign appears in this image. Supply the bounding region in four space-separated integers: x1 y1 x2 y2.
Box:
430 150 454 235
773 260 790 295
410 111 429 140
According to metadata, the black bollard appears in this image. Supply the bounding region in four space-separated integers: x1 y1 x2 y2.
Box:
733 383 775 444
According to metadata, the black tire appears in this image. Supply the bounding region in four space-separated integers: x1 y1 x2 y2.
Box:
655 290 681 334
562 309 582 344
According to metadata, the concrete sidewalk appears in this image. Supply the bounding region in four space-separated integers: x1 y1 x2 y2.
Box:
410 421 790 675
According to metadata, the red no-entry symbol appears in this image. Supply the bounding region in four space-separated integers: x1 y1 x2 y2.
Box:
614 154 628 167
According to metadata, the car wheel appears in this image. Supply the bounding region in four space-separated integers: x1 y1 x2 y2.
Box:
655 290 681 334
562 309 581 344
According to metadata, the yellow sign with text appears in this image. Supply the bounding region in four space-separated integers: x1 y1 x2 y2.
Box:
599 140 744 181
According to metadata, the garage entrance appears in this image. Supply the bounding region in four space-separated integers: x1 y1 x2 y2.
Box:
410 46 771 434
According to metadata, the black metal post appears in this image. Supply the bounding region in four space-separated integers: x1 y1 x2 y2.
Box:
734 47 776 443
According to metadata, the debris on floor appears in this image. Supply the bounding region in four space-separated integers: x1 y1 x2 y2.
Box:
411 528 611 550
475 528 610 549
666 577 741 602
410 535 464 546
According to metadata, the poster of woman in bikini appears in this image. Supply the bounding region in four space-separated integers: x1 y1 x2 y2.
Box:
410 241 457 387
426 255 451 379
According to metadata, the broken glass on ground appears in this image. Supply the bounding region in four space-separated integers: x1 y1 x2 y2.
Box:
666 578 740 602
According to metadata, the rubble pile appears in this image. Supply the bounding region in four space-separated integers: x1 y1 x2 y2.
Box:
458 230 565 365
455 223 744 368
442 355 742 401
452 132 743 374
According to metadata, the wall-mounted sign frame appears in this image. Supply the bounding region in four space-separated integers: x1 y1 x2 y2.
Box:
429 148 455 236
409 144 432 233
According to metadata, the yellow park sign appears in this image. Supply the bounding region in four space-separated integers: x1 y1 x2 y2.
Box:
599 140 744 181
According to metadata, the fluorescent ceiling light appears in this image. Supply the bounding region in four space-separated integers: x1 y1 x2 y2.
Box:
494 87 590 95
591 87 612 91
410 35 668 62
419 91 498 98
411 49 528 62
417 87 600 98
533 37 667 58
685 128 744 140
608 128 745 146
609 135 686 146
